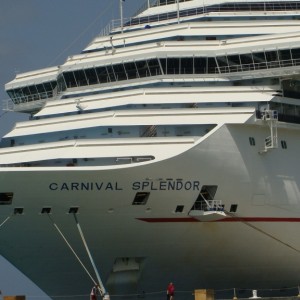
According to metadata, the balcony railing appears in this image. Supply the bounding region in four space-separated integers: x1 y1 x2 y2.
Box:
2 91 53 112
216 57 300 74
99 1 300 36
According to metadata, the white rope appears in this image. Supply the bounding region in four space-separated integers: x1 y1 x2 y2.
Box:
73 213 107 296
46 214 98 286
0 215 11 229
225 210 300 254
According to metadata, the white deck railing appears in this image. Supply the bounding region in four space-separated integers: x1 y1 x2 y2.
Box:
98 1 300 37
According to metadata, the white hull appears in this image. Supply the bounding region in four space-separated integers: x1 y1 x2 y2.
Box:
0 124 300 298
2 0 300 297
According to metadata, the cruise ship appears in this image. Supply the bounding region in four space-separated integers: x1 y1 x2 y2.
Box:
1 0 300 299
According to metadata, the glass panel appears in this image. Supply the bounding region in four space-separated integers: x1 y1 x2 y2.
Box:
106 65 116 82
167 58 180 74
57 75 67 92
36 84 46 94
148 59 161 76
240 54 253 65
207 57 217 73
160 58 167 74
279 49 291 61
112 63 127 81
291 48 300 60
85 68 98 85
252 52 265 63
7 90 15 100
135 60 149 78
73 70 88 86
49 81 57 90
216 56 228 67
63 72 77 88
252 52 267 69
44 82 53 91
227 55 240 65
181 58 193 74
13 89 23 100
23 86 32 95
194 57 207 74
44 82 55 98
124 62 138 79
95 66 109 83
30 86 39 98
265 51 278 62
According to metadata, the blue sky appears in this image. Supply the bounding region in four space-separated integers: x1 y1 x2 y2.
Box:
0 0 141 298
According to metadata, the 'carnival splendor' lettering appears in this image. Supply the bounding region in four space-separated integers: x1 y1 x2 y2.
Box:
49 180 200 191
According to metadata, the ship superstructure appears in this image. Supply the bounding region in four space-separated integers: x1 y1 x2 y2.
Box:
1 0 300 299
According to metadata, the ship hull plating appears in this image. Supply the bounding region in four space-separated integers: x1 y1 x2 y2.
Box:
0 125 300 299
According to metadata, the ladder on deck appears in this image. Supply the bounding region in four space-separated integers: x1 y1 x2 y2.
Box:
260 110 278 153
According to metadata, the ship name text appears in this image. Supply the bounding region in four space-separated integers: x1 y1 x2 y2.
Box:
49 180 200 191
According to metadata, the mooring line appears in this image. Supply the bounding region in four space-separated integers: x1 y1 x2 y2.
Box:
0 215 12 229
225 211 300 254
73 213 107 296
46 213 98 286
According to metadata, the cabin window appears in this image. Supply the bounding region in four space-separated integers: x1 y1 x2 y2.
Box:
41 207 52 214
175 205 184 213
132 192 150 205
0 193 13 205
281 140 287 149
14 207 24 215
230 204 238 212
249 137 256 146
